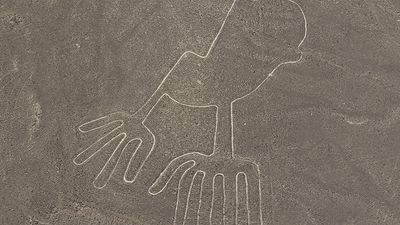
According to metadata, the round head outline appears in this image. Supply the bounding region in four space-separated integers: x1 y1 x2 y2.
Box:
217 0 307 63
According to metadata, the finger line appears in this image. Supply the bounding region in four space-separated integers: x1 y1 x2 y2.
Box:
73 127 121 165
211 173 224 225
243 172 250 225
79 118 123 133
97 133 127 176
196 171 206 225
123 138 143 183
149 157 196 195
175 167 196 225
183 171 201 223
92 133 127 189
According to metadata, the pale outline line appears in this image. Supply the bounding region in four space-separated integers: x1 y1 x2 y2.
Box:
145 0 308 161
210 173 217 225
74 0 236 188
122 138 143 183
236 172 249 225
73 121 124 165
255 165 263 225
74 0 307 223
235 173 240 225
174 160 197 225
211 173 224 224
151 0 306 223
136 0 238 181
75 116 145 185
222 173 227 225
148 152 203 196
196 170 206 225
77 0 281 184
78 118 123 134
92 132 127 189
134 0 238 116
125 94 164 184
182 170 204 225
150 154 262 224
231 0 308 157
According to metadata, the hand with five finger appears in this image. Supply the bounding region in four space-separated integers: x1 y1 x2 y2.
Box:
148 152 263 225
73 111 155 189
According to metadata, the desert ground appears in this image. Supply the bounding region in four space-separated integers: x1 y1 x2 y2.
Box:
1 0 400 224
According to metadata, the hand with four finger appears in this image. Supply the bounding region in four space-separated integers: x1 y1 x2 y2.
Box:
149 152 263 225
73 111 155 189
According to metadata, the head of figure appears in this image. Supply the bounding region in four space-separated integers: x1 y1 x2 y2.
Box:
220 0 306 65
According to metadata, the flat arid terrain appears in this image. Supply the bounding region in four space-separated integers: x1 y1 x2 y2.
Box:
1 0 400 224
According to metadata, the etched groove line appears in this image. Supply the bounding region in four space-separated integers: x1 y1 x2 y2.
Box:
73 3 309 225
74 0 238 189
137 0 238 117
147 2 308 225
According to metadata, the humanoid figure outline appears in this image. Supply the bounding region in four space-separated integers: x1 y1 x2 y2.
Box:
74 0 307 224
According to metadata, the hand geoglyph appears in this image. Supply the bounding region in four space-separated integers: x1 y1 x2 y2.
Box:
73 111 155 189
148 152 263 225
73 0 307 224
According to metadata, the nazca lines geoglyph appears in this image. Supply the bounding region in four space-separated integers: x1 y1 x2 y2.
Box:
73 0 308 224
